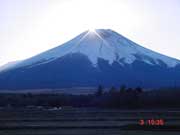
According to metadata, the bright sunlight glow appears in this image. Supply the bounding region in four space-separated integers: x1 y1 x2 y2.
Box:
0 0 180 66
89 29 96 33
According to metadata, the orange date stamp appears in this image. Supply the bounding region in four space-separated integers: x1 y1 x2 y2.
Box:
139 119 165 126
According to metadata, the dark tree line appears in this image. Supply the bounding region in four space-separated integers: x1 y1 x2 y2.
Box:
94 85 143 108
0 86 180 109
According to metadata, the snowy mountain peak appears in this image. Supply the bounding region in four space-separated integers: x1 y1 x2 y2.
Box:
2 29 180 71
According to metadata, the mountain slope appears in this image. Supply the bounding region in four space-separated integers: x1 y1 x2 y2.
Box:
0 29 180 89
8 29 180 69
0 61 21 72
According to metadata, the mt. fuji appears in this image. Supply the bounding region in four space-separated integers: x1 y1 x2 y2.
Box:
0 29 180 89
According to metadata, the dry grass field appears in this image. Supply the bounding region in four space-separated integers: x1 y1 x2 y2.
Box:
0 108 180 135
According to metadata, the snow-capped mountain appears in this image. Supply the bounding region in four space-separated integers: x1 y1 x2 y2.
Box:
0 29 180 89
9 29 179 69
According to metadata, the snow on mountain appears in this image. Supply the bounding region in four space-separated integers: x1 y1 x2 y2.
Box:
2 29 180 71
0 61 21 72
0 29 180 89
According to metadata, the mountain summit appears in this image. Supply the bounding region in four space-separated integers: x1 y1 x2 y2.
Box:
13 29 180 68
0 29 180 89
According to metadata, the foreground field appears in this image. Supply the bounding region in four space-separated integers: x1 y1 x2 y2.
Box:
0 108 180 135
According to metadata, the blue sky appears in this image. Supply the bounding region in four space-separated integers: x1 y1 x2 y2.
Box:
0 0 180 66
